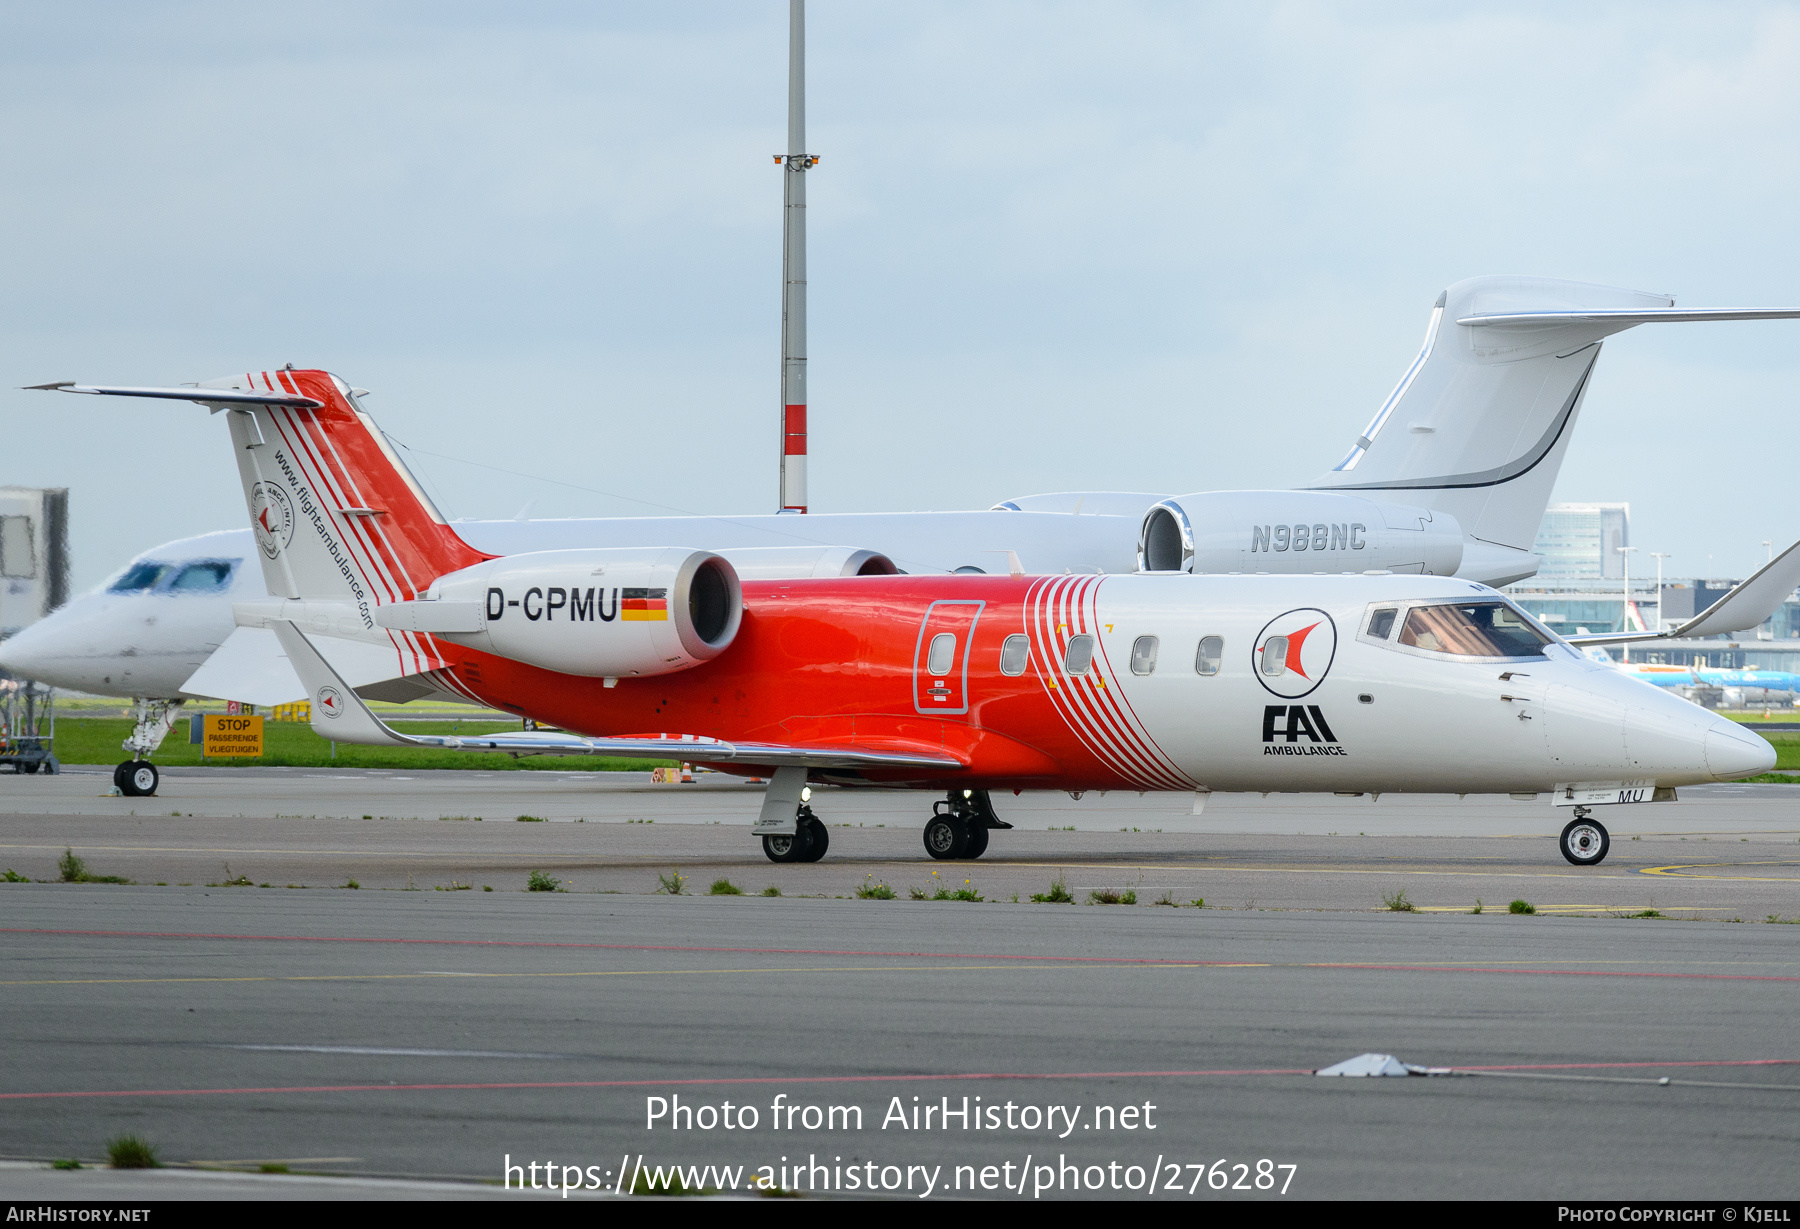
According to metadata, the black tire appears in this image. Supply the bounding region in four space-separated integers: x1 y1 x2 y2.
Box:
762 827 813 864
923 815 970 860
797 813 829 862
113 762 131 790
120 761 159 798
962 824 989 859
21 762 37 775
1559 815 1609 866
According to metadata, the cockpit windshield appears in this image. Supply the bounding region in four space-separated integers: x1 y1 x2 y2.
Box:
1398 601 1551 658
108 562 174 593
168 561 235 592
107 559 237 595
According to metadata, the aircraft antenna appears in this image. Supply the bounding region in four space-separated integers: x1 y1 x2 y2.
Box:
776 0 815 512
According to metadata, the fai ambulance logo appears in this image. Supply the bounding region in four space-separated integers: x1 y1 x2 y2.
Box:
315 685 344 719
250 482 295 560
1253 607 1337 699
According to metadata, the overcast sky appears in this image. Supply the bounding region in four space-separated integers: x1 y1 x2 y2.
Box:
3 1 1797 589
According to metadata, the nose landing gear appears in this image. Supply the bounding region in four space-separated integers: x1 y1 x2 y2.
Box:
113 699 183 797
1559 808 1611 866
923 789 1007 860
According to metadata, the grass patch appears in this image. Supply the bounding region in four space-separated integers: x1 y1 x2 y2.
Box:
258 1163 290 1174
709 877 743 896
47 716 677 773
58 849 132 884
935 880 984 902
51 1158 82 1170
526 869 564 893
1029 873 1075 904
1154 889 1179 907
1382 888 1416 913
855 878 896 900
1768 914 1799 924
1087 888 1137 905
656 869 687 895
1624 909 1665 919
105 1136 157 1169
3 868 28 882
340 879 360 890
1509 899 1536 915
516 815 545 823
1471 899 1483 915
761 886 781 897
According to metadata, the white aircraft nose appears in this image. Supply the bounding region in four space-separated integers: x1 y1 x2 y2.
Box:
1704 719 1776 780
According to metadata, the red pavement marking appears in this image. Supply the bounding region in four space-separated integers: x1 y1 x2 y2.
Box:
1 1060 1793 1102
7 929 1799 981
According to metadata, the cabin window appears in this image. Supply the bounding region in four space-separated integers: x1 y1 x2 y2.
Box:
1195 635 1223 675
999 634 1030 676
1366 608 1397 639
1063 634 1095 676
1130 635 1159 675
927 632 957 675
1261 635 1289 676
1399 601 1551 658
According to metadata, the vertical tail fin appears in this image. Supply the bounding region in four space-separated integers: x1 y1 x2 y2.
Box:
202 369 490 622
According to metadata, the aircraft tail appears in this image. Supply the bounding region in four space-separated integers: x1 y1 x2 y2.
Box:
1308 275 1800 563
199 369 491 622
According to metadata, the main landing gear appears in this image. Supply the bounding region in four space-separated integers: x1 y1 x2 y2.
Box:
923 789 1009 861
115 698 183 797
1559 807 1611 867
762 804 829 863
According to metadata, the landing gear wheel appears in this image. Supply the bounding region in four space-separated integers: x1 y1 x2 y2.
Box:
762 827 813 863
961 824 989 859
119 761 159 797
797 809 829 862
112 762 130 791
1559 814 1610 866
923 814 970 860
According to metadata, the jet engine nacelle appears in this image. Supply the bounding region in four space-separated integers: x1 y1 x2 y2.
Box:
1138 491 1464 577
384 547 742 679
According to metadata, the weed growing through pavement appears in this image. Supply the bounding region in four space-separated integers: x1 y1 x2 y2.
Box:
1471 899 1483 914
1087 888 1137 905
657 869 687 895
1030 873 1075 904
1154 889 1178 907
527 870 564 892
483 885 493 892
761 885 782 897
207 863 253 888
2 869 27 882
516 815 546 822
856 877 896 899
1509 899 1536 915
1190 898 1205 908
709 877 743 895
1624 909 1665 919
259 1163 290 1174
339 879 360 890
51 1160 80 1170
1382 889 1415 912
105 1136 157 1170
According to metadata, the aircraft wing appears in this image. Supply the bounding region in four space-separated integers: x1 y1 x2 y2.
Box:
269 621 964 772
1564 537 1800 647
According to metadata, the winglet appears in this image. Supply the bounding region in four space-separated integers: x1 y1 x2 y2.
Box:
1565 537 1800 647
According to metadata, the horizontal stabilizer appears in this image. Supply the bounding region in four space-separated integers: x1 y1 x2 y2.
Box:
374 600 486 634
1566 537 1800 647
24 382 321 409
270 621 965 771
1459 308 1800 328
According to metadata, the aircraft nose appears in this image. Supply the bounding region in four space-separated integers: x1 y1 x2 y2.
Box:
1704 720 1776 781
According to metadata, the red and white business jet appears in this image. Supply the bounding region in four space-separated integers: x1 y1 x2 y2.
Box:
43 370 1780 866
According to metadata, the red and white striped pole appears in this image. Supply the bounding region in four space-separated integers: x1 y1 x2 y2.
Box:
777 0 812 513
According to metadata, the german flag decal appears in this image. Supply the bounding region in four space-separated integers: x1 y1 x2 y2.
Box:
621 587 669 622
